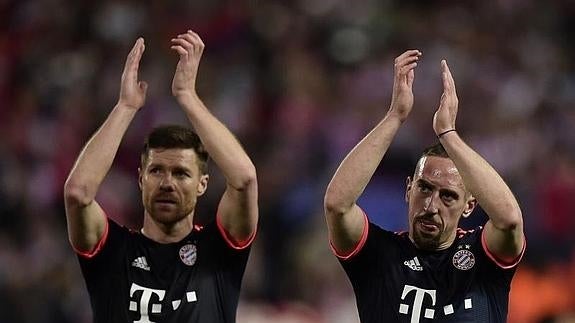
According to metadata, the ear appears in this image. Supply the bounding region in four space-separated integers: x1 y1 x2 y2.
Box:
197 174 209 196
462 194 477 218
138 167 143 190
405 176 412 203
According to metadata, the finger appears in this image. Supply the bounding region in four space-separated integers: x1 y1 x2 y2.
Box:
396 49 422 61
395 49 422 66
399 62 418 76
441 60 457 94
172 37 193 53
124 38 145 80
407 69 415 88
186 30 205 51
395 53 421 76
139 81 148 94
177 32 203 53
170 45 188 57
396 55 420 69
186 30 204 43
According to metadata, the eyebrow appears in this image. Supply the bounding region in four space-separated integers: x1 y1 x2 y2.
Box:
147 163 192 172
417 178 460 198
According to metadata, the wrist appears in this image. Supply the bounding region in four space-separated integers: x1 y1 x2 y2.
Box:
437 129 456 139
386 109 409 124
115 102 141 112
174 91 200 105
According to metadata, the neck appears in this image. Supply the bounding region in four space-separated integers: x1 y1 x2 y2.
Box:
141 213 194 243
409 231 456 251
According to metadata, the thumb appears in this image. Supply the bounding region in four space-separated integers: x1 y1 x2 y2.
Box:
407 69 415 88
139 81 148 94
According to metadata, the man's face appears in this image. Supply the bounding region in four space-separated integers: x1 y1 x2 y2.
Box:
405 156 475 250
139 148 208 225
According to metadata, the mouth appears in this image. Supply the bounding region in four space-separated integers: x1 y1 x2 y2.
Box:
154 196 178 206
416 218 441 234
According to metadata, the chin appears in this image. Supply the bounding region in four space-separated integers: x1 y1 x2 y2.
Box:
150 210 187 225
413 230 441 250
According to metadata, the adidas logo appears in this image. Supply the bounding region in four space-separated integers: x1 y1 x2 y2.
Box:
132 256 150 271
404 256 423 271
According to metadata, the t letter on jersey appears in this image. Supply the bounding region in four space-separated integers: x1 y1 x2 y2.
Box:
129 283 166 323
399 285 437 322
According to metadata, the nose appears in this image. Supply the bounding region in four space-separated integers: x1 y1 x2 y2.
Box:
423 192 439 214
159 174 175 191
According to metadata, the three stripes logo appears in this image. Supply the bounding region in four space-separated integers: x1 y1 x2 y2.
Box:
404 256 423 271
131 256 151 271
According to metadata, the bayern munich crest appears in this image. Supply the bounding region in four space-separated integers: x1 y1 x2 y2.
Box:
179 244 197 266
452 248 475 270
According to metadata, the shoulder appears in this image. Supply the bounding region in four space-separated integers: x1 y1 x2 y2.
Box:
77 217 132 261
196 220 252 255
455 226 483 242
341 221 407 262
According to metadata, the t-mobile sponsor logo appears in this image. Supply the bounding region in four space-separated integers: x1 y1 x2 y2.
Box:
399 285 436 322
399 284 474 321
129 283 197 323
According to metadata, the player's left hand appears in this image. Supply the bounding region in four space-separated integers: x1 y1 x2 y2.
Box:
433 60 458 135
171 30 205 102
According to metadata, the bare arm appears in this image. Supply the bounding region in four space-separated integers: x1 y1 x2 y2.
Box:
64 38 148 253
324 50 421 255
434 60 524 263
171 31 257 244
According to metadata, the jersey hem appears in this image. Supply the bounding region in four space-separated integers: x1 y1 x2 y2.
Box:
73 217 110 259
216 213 257 250
330 208 369 260
481 228 526 269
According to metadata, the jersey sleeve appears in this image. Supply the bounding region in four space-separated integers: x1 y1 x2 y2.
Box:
216 213 257 250
202 220 251 266
463 227 522 287
338 222 399 278
199 220 252 311
77 217 129 279
480 228 525 269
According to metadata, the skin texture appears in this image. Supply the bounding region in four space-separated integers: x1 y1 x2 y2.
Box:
139 149 209 242
64 31 258 253
324 50 422 255
325 52 524 263
406 156 476 250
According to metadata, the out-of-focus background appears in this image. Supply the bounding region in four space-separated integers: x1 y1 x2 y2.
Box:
1 0 575 322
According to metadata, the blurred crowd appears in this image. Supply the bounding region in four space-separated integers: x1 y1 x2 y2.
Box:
1 0 575 322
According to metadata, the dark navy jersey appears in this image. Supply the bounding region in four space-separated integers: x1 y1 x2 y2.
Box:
337 217 524 323
77 217 252 323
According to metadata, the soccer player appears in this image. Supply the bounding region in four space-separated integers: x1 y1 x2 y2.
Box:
64 30 258 322
324 50 525 322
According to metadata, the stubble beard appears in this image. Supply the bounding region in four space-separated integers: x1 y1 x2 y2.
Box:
412 223 442 250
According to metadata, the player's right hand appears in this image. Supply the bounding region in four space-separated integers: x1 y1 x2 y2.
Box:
388 50 421 122
118 38 148 110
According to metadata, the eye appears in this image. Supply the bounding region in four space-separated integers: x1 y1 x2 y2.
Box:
441 192 458 203
149 167 161 174
173 170 190 178
418 182 432 193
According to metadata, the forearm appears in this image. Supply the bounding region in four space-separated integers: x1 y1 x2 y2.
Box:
179 94 256 189
325 113 403 214
439 132 522 230
65 104 137 204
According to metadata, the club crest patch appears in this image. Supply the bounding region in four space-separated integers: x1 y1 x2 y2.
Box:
179 244 197 266
452 249 475 270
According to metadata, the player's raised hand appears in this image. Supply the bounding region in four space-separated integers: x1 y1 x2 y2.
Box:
118 38 148 110
171 30 205 102
388 50 422 122
433 60 458 135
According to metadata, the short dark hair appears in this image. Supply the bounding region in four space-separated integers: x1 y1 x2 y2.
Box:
413 143 450 178
421 142 449 159
141 125 209 174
